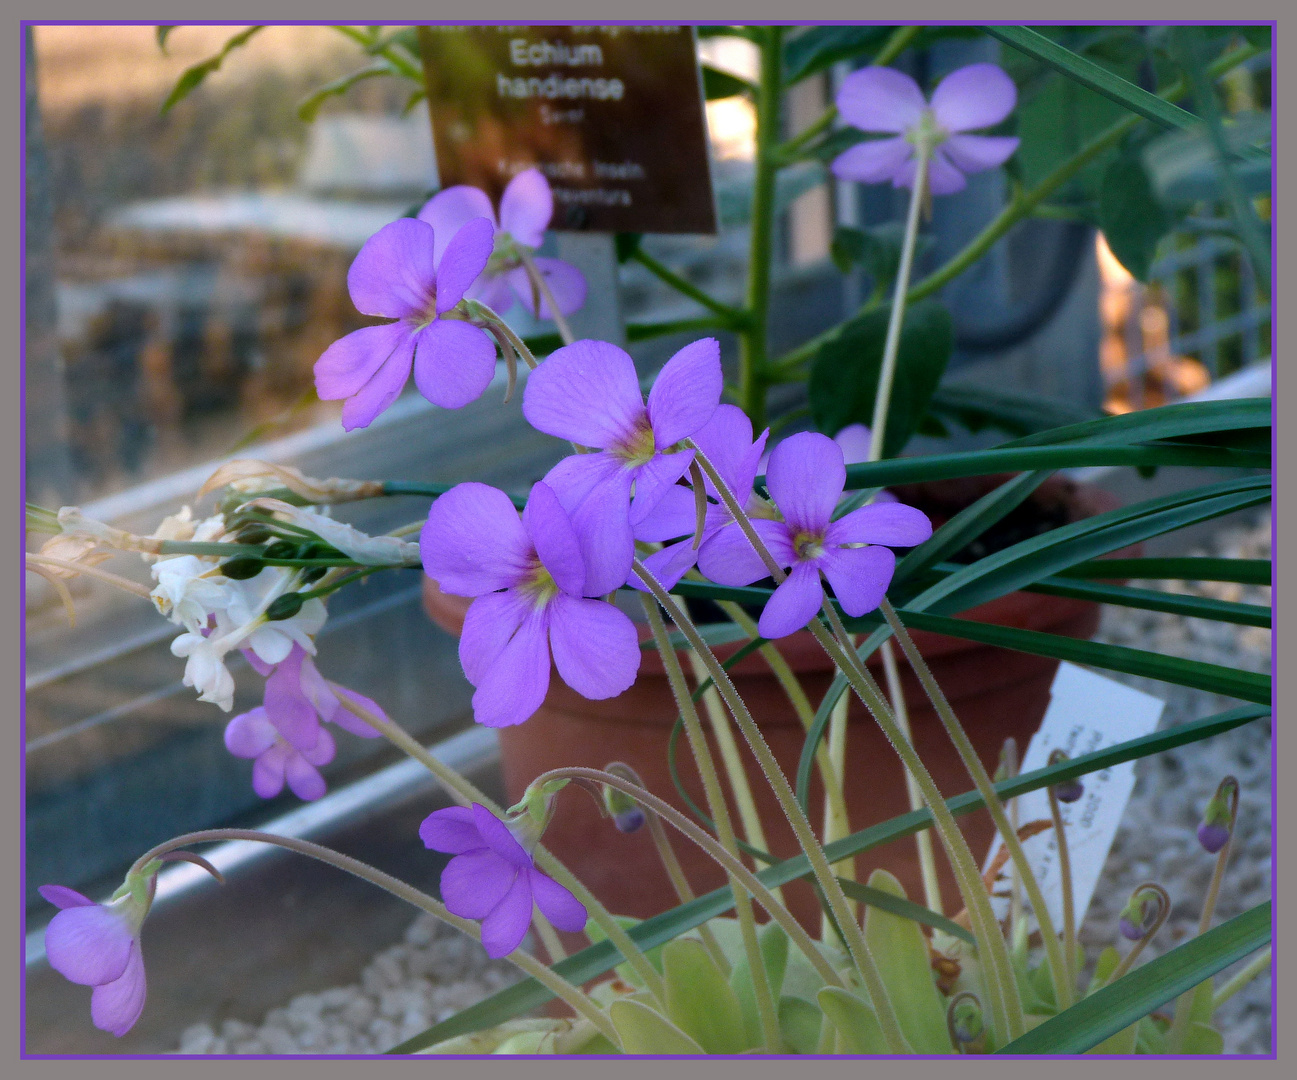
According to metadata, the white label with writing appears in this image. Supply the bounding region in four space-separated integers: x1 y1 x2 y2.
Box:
981 662 1165 929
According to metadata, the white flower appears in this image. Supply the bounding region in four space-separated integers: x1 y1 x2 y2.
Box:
150 556 235 634
221 568 327 665
170 631 237 712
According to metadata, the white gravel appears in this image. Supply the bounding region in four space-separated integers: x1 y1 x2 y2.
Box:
174 513 1272 1056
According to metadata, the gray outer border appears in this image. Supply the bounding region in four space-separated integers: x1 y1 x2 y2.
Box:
9 1 1288 1077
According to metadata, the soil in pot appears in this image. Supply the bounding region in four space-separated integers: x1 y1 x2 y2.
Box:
422 474 1125 941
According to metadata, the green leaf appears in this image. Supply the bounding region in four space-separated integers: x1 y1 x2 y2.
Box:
777 996 825 1054
987 26 1203 133
731 921 791 1049
783 25 894 83
297 61 394 123
156 25 175 53
861 870 954 1053
1099 151 1172 281
809 300 953 459
805 126 868 164
614 232 643 264
386 705 1266 1053
160 26 264 114
998 902 1271 1054
608 999 705 1054
816 987 890 1053
1022 577 1270 629
1142 111 1272 204
926 383 1103 439
828 222 934 290
662 938 750 1053
701 63 754 100
1056 556 1271 586
836 877 975 946
998 397 1270 449
1182 1021 1225 1055
1087 945 1122 995
585 916 666 988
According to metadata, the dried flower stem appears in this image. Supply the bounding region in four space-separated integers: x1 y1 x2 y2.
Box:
132 829 619 1047
26 552 153 598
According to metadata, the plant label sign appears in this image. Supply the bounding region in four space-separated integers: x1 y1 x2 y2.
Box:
420 25 717 234
981 662 1165 930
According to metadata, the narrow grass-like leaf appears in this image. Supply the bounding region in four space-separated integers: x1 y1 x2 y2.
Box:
997 397 1269 449
1022 577 1270 628
836 878 975 945
986 26 1203 133
298 61 394 122
1056 556 1271 585
161 26 264 113
998 902 1271 1054
386 706 1266 1053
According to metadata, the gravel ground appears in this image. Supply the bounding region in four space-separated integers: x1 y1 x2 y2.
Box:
175 513 1273 1056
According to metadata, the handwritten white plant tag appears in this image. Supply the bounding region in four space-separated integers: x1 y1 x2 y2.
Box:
981 662 1165 930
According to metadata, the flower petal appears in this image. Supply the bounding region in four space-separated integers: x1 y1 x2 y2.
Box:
434 216 495 314
930 62 1017 133
629 448 695 526
467 271 516 314
819 544 896 618
691 404 755 497
942 134 1020 174
420 482 532 596
527 869 588 932
825 501 933 548
339 333 415 431
499 167 553 247
548 594 640 700
45 906 133 986
224 707 278 759
758 561 824 639
766 431 845 534
298 725 336 768
347 218 438 319
632 483 696 544
471 802 533 868
412 319 498 410
629 539 699 593
263 649 321 751
39 885 96 910
440 849 520 920
251 743 290 799
90 944 147 1037
523 481 585 596
419 805 482 854
926 147 969 196
284 748 330 801
543 454 636 597
459 591 533 687
696 518 793 586
646 338 723 448
314 322 413 402
327 686 388 739
833 423 873 466
417 185 498 264
830 135 913 184
478 873 534 958
836 66 926 133
506 257 587 318
470 610 552 728
522 339 645 449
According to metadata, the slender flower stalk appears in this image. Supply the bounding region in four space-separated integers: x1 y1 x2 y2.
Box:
640 594 782 1051
330 690 666 1003
130 830 619 1046
1046 753 1079 996
1212 948 1271 1012
516 246 576 346
1105 884 1170 985
878 598 1073 1012
634 562 911 1053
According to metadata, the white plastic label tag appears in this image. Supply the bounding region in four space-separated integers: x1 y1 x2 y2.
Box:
981 662 1165 929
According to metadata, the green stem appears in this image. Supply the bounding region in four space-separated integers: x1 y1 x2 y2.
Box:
738 25 785 430
640 594 783 1051
1211 947 1270 1011
1047 784 1079 996
636 562 911 1053
879 598 1072 1013
1101 884 1170 986
331 691 666 1006
131 829 619 1047
631 248 747 326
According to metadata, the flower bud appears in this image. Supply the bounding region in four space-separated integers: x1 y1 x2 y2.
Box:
234 524 273 546
301 565 329 585
1197 775 1238 854
1048 749 1084 803
220 557 266 580
948 993 983 1045
263 540 298 561
602 785 646 833
1118 885 1165 941
265 593 305 621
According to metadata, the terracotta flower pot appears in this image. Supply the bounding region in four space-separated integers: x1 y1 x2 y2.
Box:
421 475 1125 939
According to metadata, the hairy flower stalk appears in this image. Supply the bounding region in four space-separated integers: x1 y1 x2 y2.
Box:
1105 883 1170 986
639 593 783 1051
1047 750 1081 995
634 563 911 1053
128 830 619 1047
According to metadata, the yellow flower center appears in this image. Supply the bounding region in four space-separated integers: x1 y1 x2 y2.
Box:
519 562 559 610
613 422 657 469
792 530 825 562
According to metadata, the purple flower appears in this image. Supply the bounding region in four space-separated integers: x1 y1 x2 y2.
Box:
697 431 932 639
1197 775 1239 853
420 480 641 728
1118 889 1163 941
39 884 149 1037
631 404 770 591
228 644 383 800
314 214 498 430
418 168 587 320
523 337 723 595
420 802 587 958
831 63 1020 196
